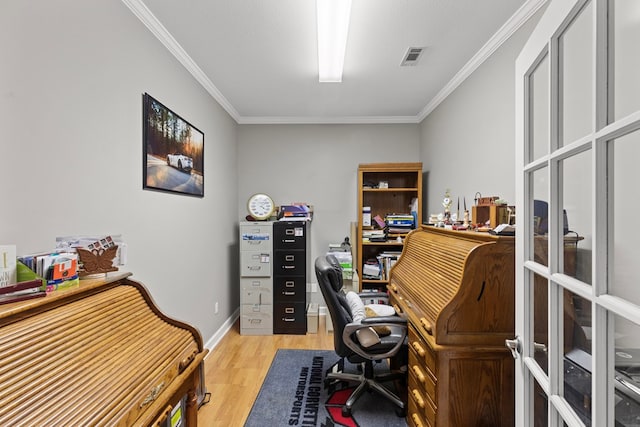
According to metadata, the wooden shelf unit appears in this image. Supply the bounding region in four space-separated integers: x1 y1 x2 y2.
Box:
356 162 422 292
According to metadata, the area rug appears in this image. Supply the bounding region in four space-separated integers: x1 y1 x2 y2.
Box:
244 349 407 427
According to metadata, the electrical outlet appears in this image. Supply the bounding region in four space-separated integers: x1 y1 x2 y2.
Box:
214 301 219 314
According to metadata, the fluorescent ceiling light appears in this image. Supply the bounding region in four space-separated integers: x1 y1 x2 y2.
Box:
317 0 352 83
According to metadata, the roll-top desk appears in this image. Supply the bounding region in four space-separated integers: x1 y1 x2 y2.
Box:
0 272 207 426
388 226 515 427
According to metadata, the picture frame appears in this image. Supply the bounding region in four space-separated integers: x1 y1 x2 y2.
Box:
142 93 204 197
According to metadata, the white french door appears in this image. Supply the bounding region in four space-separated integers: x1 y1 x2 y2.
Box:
514 0 640 426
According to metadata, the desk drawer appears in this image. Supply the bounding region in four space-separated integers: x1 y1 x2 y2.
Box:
409 353 436 405
409 325 437 377
408 387 435 427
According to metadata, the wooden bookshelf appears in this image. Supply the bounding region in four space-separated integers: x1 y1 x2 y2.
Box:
356 162 422 291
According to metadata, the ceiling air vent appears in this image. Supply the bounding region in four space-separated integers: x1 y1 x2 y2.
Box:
400 47 424 66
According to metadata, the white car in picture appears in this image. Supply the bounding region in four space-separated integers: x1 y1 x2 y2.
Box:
167 153 193 172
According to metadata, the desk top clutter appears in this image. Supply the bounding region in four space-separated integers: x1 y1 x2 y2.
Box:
0 235 127 305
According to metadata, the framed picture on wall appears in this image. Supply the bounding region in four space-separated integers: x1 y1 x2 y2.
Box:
142 93 204 197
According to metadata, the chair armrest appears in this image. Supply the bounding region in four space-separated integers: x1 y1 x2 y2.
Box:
361 316 406 326
343 319 407 360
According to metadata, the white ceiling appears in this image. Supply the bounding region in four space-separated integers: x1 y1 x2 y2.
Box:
126 0 544 124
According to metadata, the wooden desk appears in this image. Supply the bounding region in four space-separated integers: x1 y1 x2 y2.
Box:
0 272 207 426
388 226 515 427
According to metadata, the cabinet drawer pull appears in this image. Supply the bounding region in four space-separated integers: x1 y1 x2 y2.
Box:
412 365 425 383
283 291 295 296
285 255 295 261
389 283 398 293
412 389 425 408
411 341 426 357
393 304 402 314
420 317 433 335
411 413 423 427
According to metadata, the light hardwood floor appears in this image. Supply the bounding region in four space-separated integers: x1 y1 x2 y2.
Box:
197 316 334 426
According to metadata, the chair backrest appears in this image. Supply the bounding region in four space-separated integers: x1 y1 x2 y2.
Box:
315 254 355 358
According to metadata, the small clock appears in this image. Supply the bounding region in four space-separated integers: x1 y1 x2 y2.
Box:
247 193 275 220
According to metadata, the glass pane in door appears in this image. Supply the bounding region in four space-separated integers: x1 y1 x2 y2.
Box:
560 1 593 145
532 167 549 266
534 380 549 427
563 288 593 425
613 0 640 121
614 314 640 426
609 130 640 306
561 149 592 283
533 271 549 374
530 54 550 162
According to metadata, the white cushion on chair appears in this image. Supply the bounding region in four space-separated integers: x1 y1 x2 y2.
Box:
345 291 380 347
345 291 366 322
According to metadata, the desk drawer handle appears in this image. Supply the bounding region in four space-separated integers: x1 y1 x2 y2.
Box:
412 389 425 408
420 317 433 335
411 413 423 427
412 341 426 358
412 365 425 383
389 283 398 293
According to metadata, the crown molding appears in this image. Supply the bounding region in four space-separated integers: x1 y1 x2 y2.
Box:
125 0 546 125
416 0 547 122
121 0 241 122
237 115 420 125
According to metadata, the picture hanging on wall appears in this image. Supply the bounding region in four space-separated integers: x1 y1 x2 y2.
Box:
142 93 204 197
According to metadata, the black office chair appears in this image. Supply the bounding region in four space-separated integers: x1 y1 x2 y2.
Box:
315 254 407 417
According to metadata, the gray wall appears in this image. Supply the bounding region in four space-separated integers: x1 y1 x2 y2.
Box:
1 0 238 346
237 124 420 304
419 13 542 219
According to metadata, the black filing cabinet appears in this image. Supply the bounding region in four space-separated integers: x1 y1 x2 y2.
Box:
273 221 308 334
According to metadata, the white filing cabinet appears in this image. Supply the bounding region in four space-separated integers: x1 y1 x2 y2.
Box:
239 221 273 335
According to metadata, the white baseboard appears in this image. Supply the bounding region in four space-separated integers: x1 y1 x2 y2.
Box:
203 307 239 358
